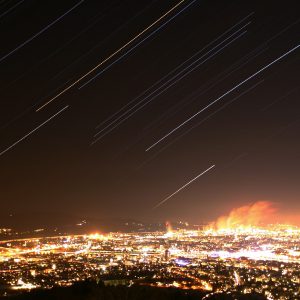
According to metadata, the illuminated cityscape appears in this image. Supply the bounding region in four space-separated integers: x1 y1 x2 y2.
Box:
0 223 300 299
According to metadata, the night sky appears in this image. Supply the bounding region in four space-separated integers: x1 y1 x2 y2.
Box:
0 0 299 225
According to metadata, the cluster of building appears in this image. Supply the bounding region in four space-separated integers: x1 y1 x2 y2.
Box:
0 226 299 299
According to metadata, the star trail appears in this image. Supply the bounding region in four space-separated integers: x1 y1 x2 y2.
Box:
0 0 299 224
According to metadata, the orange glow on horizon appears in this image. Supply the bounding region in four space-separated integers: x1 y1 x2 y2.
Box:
207 201 300 233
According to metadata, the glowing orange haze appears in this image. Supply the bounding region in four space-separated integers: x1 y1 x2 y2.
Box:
209 201 300 230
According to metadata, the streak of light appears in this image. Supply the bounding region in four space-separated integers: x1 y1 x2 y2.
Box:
95 13 253 130
115 45 266 160
0 0 24 19
10 0 157 96
94 26 249 136
97 45 263 162
1 9 108 91
78 0 198 89
138 81 263 170
143 45 267 132
165 80 264 146
146 44 300 151
142 18 300 135
161 81 264 165
0 78 73 130
35 0 197 112
0 0 84 63
92 30 247 144
138 17 299 138
0 105 69 157
153 164 215 209
2 0 156 92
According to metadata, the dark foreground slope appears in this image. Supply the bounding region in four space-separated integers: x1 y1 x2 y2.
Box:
3 281 267 300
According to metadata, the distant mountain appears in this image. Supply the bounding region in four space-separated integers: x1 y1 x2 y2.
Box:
0 212 199 239
0 212 80 230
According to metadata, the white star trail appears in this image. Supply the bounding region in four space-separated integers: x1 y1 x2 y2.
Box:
94 12 254 130
153 165 215 209
0 79 73 130
154 80 264 155
35 0 197 112
78 0 198 89
0 106 69 157
93 25 249 139
146 44 300 152
0 0 25 19
0 0 84 64
142 46 266 133
92 27 249 143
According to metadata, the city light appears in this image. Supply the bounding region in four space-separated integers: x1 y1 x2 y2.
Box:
0 223 300 299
